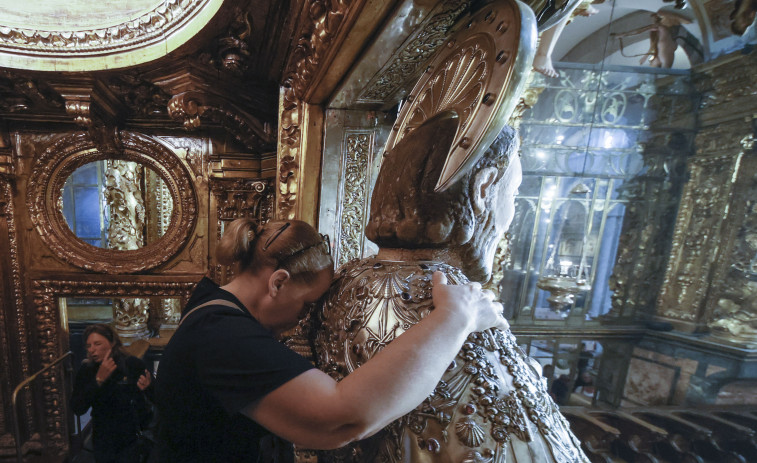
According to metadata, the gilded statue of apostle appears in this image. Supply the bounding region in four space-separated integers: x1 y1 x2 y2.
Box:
312 115 589 463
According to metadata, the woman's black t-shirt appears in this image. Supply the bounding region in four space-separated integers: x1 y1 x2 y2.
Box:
154 277 314 462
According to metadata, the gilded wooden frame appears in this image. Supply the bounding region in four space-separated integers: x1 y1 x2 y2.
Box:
30 277 198 455
26 132 198 274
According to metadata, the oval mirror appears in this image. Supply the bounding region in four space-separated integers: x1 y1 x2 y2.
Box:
61 160 174 249
28 132 197 274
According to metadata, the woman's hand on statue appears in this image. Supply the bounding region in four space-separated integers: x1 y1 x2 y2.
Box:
431 271 508 333
95 350 117 385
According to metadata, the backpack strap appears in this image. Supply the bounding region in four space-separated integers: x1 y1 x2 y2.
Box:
178 299 244 328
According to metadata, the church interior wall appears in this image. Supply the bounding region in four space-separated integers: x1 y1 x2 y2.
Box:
1 0 757 460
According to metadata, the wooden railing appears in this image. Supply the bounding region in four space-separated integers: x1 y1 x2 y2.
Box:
11 351 74 462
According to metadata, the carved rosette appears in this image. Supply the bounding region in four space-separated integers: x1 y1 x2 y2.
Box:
314 258 589 462
336 132 373 268
26 132 198 274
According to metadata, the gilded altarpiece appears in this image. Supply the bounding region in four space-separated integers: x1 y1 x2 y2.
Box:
705 137 757 346
606 76 695 324
3 130 218 456
656 53 757 339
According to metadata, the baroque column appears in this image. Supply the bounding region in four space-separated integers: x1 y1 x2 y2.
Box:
105 160 150 339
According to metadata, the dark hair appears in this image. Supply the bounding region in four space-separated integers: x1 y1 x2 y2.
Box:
83 324 124 360
216 218 333 283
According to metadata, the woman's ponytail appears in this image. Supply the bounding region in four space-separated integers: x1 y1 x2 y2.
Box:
216 218 261 267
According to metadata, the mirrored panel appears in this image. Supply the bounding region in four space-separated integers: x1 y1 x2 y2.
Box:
525 338 603 407
61 160 174 249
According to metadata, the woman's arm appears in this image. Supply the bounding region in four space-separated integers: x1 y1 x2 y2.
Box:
244 272 507 449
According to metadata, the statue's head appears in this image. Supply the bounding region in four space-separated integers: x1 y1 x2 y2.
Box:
365 112 521 282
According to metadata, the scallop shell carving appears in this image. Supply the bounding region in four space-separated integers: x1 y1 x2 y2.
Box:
455 418 486 447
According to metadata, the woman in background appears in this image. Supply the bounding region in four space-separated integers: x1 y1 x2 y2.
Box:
71 324 153 463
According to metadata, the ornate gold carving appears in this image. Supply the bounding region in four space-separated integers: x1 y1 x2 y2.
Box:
507 79 545 129
484 232 511 296
281 0 351 103
336 132 373 268
705 136 757 346
106 74 170 119
31 278 196 454
277 0 354 221
277 92 301 220
211 178 271 222
105 161 146 250
114 298 151 339
384 1 536 192
215 8 253 76
167 91 275 153
26 132 198 274
276 95 323 222
0 0 215 54
105 160 150 338
160 136 207 180
65 100 92 128
161 299 182 329
314 258 588 462
0 178 33 436
656 152 741 326
356 0 472 104
0 71 64 113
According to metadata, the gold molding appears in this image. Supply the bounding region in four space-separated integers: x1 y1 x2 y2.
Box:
0 179 33 436
167 91 275 152
276 91 323 223
335 131 373 268
26 132 198 274
0 0 225 72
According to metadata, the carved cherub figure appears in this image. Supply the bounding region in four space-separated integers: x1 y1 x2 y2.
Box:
312 115 588 462
611 9 695 68
533 0 600 78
